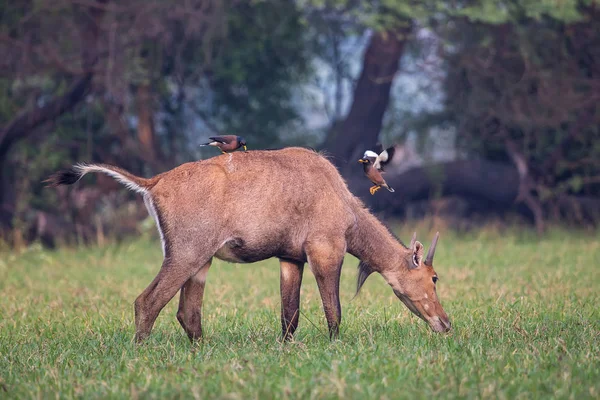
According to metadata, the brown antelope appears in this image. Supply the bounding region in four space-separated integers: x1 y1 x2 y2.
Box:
46 147 451 342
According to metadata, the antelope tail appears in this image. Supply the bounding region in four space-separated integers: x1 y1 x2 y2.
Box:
44 163 155 195
45 163 166 256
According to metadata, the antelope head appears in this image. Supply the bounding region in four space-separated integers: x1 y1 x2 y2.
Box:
358 232 452 333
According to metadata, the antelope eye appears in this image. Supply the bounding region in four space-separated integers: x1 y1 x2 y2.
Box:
432 276 438 284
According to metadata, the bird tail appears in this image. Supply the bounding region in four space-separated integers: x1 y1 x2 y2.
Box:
385 185 395 193
44 163 156 195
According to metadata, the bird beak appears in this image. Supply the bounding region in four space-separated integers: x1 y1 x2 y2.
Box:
243 145 247 151
358 159 367 163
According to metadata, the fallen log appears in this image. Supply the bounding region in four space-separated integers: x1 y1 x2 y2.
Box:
346 159 600 226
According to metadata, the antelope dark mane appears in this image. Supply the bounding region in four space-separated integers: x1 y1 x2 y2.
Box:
382 222 407 249
356 260 373 296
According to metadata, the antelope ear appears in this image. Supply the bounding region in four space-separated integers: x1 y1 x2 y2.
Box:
411 241 424 268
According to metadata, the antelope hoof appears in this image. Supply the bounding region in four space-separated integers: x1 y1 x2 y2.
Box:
135 332 150 343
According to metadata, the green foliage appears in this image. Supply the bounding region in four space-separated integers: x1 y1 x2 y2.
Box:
0 79 19 123
302 0 591 30
450 0 588 24
0 227 598 397
301 0 430 30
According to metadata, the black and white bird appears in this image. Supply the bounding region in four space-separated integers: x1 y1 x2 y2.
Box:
358 155 395 195
357 145 397 195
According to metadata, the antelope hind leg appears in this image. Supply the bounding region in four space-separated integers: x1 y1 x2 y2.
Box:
134 255 210 342
279 259 304 341
176 259 212 342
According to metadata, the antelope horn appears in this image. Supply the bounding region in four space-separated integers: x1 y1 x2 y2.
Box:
409 232 417 249
424 232 440 266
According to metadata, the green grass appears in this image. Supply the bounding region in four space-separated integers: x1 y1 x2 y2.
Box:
1 226 599 399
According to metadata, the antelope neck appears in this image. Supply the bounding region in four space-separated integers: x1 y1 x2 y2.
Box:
347 208 408 272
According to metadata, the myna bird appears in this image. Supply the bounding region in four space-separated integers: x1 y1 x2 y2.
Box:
200 135 247 153
358 152 395 195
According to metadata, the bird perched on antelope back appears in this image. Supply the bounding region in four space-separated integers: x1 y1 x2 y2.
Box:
358 151 395 195
200 135 247 153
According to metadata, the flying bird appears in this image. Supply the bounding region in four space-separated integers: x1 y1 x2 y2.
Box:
358 153 395 195
200 135 247 153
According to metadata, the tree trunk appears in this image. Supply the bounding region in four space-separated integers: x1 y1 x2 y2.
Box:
504 138 545 235
350 159 519 210
322 22 412 169
0 73 94 159
136 84 161 168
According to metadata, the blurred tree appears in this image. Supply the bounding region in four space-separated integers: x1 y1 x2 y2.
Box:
0 0 106 242
2 0 599 246
322 24 412 167
196 0 313 148
0 0 314 245
304 1 419 166
308 0 600 231
430 3 600 232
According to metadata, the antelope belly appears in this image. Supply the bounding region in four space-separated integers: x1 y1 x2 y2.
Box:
214 237 304 263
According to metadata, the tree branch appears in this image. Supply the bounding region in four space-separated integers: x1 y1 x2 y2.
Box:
0 72 93 158
504 138 545 235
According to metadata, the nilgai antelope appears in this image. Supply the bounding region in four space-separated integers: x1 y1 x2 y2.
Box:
46 147 451 342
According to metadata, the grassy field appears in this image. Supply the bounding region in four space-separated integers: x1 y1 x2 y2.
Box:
1 225 599 399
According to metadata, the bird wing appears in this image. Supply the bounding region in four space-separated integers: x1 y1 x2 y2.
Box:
209 136 230 144
373 142 384 155
376 146 396 171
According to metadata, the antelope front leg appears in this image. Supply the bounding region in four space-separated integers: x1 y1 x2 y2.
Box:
306 241 344 340
279 259 304 341
314 268 342 339
176 259 212 342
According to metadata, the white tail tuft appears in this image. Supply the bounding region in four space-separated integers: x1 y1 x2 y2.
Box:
143 195 166 256
74 163 148 195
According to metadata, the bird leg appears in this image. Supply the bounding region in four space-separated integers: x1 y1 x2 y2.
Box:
369 185 381 195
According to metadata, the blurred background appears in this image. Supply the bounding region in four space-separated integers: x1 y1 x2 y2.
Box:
1 0 599 249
